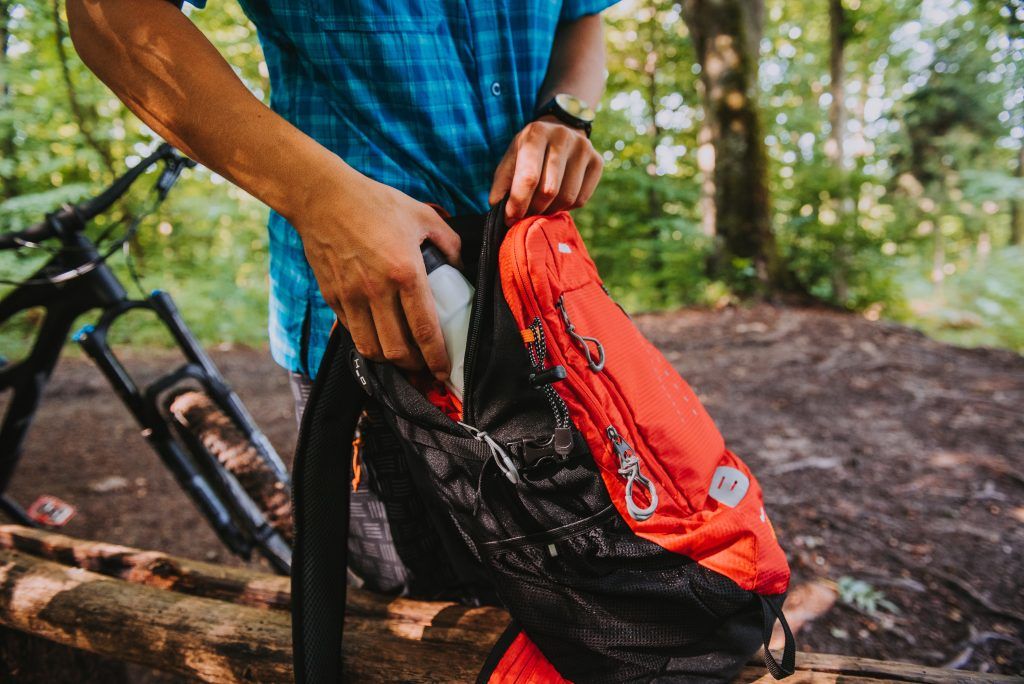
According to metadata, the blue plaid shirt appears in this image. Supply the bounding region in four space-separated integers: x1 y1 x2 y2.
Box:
186 0 615 376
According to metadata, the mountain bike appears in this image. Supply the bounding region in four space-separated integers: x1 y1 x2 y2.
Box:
0 143 293 573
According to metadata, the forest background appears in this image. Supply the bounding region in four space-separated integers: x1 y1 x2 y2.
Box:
1 0 1022 354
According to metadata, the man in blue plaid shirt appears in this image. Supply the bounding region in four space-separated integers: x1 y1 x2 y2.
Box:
70 0 615 592
69 0 614 384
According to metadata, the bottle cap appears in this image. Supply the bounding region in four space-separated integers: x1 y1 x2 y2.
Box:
421 242 447 275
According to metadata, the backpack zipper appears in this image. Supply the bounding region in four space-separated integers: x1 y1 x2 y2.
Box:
460 207 503 426
523 317 573 456
506 222 659 521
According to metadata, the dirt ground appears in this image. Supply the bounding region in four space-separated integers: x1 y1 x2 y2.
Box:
2 305 1022 678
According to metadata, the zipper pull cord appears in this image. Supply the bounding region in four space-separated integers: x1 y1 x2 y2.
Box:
526 319 574 457
622 463 658 521
607 426 658 521
459 422 520 485
557 295 605 372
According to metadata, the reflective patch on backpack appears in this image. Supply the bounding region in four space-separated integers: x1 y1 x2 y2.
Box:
557 242 572 254
708 466 749 508
350 349 373 396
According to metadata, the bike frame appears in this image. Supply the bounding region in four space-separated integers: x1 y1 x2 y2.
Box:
0 157 292 573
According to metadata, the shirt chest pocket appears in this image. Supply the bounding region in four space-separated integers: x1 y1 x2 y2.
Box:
306 0 442 32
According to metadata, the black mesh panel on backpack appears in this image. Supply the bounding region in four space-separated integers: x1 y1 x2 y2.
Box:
356 404 497 602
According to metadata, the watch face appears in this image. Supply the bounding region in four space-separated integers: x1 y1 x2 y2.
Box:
555 93 595 123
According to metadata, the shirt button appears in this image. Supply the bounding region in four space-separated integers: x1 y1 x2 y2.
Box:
490 81 502 96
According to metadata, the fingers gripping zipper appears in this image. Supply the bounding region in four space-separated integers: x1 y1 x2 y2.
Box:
606 426 658 521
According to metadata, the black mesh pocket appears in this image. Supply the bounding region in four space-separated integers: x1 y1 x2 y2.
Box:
480 508 762 684
351 407 465 598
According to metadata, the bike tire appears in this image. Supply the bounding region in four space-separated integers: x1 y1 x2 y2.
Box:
166 390 294 545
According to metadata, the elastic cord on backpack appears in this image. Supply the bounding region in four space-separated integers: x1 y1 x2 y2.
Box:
759 594 796 679
557 295 606 372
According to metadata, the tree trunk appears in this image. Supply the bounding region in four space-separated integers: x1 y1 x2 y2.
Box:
682 0 786 294
827 0 847 164
931 224 945 293
645 36 662 219
0 1 17 199
51 0 115 175
640 9 668 303
697 114 717 237
1012 143 1023 246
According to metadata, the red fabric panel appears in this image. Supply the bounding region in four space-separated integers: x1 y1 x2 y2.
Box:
487 632 571 684
407 371 464 421
498 212 790 595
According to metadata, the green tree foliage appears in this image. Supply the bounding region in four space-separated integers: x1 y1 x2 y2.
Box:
1 0 1022 351
0 1 272 347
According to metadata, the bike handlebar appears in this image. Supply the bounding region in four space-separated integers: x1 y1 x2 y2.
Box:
0 143 194 250
0 219 56 250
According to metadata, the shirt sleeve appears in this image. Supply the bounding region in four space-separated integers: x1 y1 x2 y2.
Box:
559 0 618 22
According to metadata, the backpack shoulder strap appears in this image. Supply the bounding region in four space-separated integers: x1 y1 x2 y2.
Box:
291 326 364 684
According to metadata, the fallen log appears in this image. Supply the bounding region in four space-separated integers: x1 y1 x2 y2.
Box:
0 523 510 648
0 525 1017 683
0 523 291 610
0 547 506 682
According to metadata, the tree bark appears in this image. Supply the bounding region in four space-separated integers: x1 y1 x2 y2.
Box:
682 0 786 294
827 0 847 165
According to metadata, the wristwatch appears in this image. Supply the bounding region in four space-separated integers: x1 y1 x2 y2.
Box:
534 93 595 138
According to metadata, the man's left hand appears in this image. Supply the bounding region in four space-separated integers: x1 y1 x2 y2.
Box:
489 117 603 225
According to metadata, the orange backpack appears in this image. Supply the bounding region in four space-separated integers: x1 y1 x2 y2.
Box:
291 204 795 683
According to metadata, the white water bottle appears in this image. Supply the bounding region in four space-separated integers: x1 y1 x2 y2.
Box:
421 243 474 400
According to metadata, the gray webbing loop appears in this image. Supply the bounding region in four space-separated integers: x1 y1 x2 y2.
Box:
459 422 520 485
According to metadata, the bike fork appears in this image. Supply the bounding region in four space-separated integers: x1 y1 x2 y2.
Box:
73 321 253 559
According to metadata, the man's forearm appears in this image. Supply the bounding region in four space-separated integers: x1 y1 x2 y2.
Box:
538 14 607 109
66 0 358 224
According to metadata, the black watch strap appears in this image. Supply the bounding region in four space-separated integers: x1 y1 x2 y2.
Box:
534 96 593 138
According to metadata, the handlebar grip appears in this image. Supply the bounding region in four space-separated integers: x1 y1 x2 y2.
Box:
0 218 57 250
0 143 191 250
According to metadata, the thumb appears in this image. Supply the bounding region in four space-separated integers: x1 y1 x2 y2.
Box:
489 151 515 206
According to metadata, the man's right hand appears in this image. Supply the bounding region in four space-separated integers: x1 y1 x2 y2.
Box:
292 177 462 382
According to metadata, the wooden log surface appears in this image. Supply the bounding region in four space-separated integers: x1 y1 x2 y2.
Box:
0 525 1018 683
0 546 506 682
0 523 510 649
0 524 292 610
